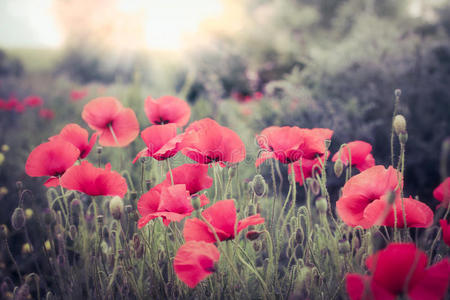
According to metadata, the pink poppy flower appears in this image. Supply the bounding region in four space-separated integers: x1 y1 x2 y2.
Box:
433 177 450 206
23 95 43 107
144 95 191 127
50 123 98 159
332 141 375 172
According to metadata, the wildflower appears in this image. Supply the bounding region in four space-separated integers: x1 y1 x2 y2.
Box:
181 118 246 165
332 141 375 172
70 89 88 101
25 140 80 187
433 177 450 207
137 184 207 228
174 241 220 288
60 161 127 197
163 163 213 195
23 95 43 107
336 165 433 228
82 97 139 147
15 102 26 113
255 126 333 167
144 95 191 127
346 243 450 300
183 199 265 242
133 124 183 162
439 220 450 247
49 123 98 159
39 108 55 120
5 97 19 111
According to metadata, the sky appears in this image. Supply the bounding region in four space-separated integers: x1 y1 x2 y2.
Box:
0 0 227 50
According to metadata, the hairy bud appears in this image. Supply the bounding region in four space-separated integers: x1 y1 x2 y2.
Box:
315 197 328 214
191 196 201 210
334 159 344 178
251 175 267 197
393 115 407 135
11 208 26 230
109 196 124 220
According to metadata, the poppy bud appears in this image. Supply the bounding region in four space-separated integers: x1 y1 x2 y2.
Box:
338 239 351 254
135 243 144 259
393 115 407 135
251 175 267 197
191 196 201 210
45 292 54 300
334 159 344 178
394 89 402 98
307 178 321 196
399 132 408 145
22 243 33 254
1 144 9 152
0 224 8 239
295 228 304 244
11 208 26 230
246 230 261 241
315 197 327 214
109 196 124 220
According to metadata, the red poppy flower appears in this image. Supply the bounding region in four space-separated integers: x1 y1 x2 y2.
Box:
174 241 220 288
137 184 208 228
144 95 191 127
50 123 98 159
181 118 246 165
433 177 450 206
183 199 265 243
23 95 43 107
164 163 213 195
39 108 55 120
5 97 19 111
70 89 88 101
332 141 375 172
60 161 127 197
82 97 139 147
133 124 183 162
336 165 402 228
25 140 80 187
440 219 450 247
288 155 326 186
15 102 26 113
255 126 333 167
346 243 450 300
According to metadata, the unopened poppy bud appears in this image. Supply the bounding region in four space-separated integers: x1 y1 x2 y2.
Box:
307 178 321 196
251 174 267 197
393 115 407 135
334 159 344 178
315 197 328 214
16 181 23 190
45 291 54 300
11 208 26 230
25 273 39 285
246 230 261 241
69 225 77 240
22 243 33 254
338 239 351 254
191 196 201 210
0 224 8 239
109 196 124 220
295 228 304 244
399 132 408 145
394 89 402 98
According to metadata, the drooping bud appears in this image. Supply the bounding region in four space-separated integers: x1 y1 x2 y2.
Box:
315 197 328 214
393 115 407 135
191 195 201 210
253 240 261 252
334 159 344 178
246 230 261 241
307 178 321 196
251 174 267 197
11 208 26 230
109 196 124 220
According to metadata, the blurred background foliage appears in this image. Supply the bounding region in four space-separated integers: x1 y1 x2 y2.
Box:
1 0 449 222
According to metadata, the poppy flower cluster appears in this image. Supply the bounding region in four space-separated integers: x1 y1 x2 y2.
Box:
137 164 212 228
255 126 333 167
331 140 375 172
346 243 450 300
82 97 139 147
0 94 54 119
336 165 433 228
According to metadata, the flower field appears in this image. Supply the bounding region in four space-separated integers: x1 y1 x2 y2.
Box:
1 1 450 299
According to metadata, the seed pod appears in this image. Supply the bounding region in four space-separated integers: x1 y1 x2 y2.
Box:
11 208 26 230
334 159 344 178
315 197 327 214
251 174 267 197
109 196 124 220
393 115 407 135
